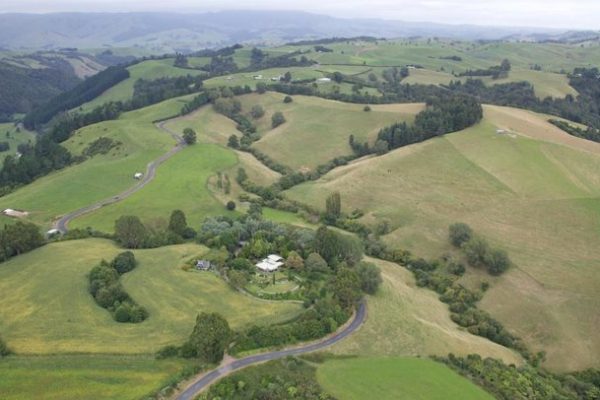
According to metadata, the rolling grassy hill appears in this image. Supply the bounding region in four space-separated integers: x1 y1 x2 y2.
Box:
239 93 422 171
0 355 191 400
0 94 194 229
286 106 600 371
0 239 302 354
317 357 495 400
79 58 205 111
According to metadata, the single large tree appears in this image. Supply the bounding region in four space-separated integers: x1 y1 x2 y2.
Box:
188 312 231 363
182 128 197 145
357 261 382 294
168 209 188 237
325 192 341 222
331 267 362 309
114 215 147 249
449 222 473 248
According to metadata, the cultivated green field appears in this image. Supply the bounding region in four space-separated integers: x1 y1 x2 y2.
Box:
80 58 205 111
0 239 302 354
330 258 521 363
0 95 195 229
239 92 423 171
71 142 238 232
0 122 35 163
317 357 495 400
0 355 192 400
287 107 600 371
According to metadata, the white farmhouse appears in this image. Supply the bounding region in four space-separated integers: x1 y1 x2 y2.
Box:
256 254 284 272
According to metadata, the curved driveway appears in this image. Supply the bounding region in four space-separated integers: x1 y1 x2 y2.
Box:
53 121 184 232
175 301 367 400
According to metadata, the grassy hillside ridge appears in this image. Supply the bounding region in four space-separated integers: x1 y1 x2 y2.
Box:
0 123 35 164
0 239 302 354
286 107 600 371
0 355 191 400
317 357 495 400
0 94 195 228
241 92 422 170
330 258 521 363
80 58 205 111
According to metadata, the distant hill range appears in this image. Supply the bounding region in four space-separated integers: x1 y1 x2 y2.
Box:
0 11 587 52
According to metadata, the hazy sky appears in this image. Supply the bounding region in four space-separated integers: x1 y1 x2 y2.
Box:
1 0 599 30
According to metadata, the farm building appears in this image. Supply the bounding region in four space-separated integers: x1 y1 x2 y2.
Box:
316 77 331 83
256 254 284 272
196 260 211 270
133 172 143 179
46 228 61 237
2 208 28 218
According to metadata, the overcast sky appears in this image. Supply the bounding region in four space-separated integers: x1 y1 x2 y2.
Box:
1 0 598 30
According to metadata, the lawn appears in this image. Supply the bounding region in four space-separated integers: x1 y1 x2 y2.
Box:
0 239 302 354
286 107 600 371
0 123 35 164
238 92 422 171
0 355 192 400
0 94 196 229
317 357 495 400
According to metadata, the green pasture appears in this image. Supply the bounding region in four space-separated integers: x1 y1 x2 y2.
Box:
0 239 302 354
317 357 495 400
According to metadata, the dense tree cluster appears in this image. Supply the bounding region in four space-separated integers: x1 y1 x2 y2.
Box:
0 60 80 119
449 223 511 276
440 354 600 400
0 221 45 262
458 59 511 79
203 357 335 400
114 211 196 249
23 66 129 129
183 312 231 363
249 48 313 70
88 252 148 323
550 119 600 143
376 93 483 152
130 74 204 109
83 137 120 157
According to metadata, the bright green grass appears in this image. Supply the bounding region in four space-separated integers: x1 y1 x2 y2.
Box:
481 68 577 99
71 142 238 232
237 92 421 171
0 239 302 354
0 355 192 400
0 95 195 229
80 58 205 111
317 357 495 400
286 110 600 371
202 66 324 90
262 208 318 229
0 123 35 163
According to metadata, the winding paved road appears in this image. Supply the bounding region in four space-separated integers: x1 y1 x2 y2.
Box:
53 121 185 232
175 301 367 400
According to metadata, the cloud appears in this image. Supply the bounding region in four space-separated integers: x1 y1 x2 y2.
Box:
1 0 598 30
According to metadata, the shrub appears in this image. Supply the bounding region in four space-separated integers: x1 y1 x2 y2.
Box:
111 251 137 274
226 201 236 211
250 105 265 119
271 111 286 128
485 248 511 275
356 261 382 294
0 335 11 357
363 105 371 112
283 95 293 103
449 222 473 247
183 128 197 145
